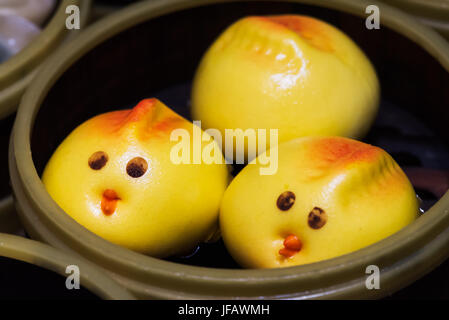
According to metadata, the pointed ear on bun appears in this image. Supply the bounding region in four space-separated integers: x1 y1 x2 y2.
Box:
122 99 183 134
82 98 186 140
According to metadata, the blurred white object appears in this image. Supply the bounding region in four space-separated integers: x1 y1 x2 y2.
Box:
0 37 11 63
0 0 56 26
0 13 40 55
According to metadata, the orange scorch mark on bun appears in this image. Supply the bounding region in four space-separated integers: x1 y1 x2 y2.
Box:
307 137 383 170
259 15 334 52
303 137 409 196
85 99 186 140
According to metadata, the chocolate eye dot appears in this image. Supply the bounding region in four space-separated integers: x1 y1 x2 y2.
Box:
88 151 108 170
308 207 327 229
126 157 148 178
277 191 296 211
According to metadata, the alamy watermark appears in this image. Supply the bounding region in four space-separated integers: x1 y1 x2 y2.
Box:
66 5 80 30
170 121 279 175
65 265 80 290
366 5 380 30
365 265 380 290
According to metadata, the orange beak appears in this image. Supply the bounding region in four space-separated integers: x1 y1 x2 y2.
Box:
101 189 120 215
279 234 302 258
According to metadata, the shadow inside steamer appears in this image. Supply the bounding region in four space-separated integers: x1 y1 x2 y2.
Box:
30 1 449 269
0 256 98 299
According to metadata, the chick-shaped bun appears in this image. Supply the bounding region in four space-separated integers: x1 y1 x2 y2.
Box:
220 137 418 268
43 99 229 257
192 15 380 159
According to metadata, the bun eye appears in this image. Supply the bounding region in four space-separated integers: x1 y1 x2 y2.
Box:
308 207 327 229
277 191 296 211
126 157 148 178
88 151 108 170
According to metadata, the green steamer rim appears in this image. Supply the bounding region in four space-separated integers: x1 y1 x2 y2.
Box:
10 0 449 299
0 0 92 119
0 0 91 234
0 0 132 300
383 0 449 39
0 232 135 299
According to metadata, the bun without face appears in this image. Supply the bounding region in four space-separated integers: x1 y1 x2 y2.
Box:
192 15 380 159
